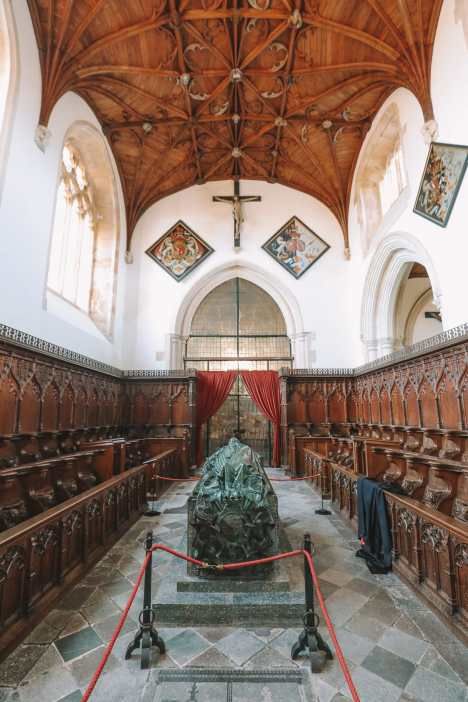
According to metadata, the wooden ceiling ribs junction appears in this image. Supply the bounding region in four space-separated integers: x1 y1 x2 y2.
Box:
27 0 443 252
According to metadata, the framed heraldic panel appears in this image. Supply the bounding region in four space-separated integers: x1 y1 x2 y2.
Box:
414 142 468 227
262 216 330 279
146 220 214 281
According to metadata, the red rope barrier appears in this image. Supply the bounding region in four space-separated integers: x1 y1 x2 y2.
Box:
80 544 360 702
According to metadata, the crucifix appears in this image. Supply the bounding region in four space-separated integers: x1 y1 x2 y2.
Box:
213 180 261 249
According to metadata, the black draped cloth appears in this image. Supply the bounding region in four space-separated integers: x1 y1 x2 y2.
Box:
356 478 395 574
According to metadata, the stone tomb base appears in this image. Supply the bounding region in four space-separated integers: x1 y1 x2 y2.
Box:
153 529 305 627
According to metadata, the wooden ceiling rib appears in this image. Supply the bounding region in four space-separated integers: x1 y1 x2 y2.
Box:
28 0 442 252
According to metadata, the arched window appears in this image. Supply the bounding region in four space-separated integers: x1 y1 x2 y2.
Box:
48 145 96 311
46 123 120 338
0 0 17 199
185 278 292 370
185 277 292 462
355 104 408 254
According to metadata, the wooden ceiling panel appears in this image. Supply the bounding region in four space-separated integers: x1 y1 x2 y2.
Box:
28 0 443 251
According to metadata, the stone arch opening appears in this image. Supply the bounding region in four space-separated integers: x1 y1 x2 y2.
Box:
361 232 442 360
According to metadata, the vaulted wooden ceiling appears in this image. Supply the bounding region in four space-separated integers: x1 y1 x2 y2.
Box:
28 0 442 251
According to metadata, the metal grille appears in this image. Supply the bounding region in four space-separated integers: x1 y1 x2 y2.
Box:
185 278 292 462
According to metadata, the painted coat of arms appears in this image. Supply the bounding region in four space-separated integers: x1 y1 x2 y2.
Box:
145 220 213 281
414 142 468 227
262 216 330 279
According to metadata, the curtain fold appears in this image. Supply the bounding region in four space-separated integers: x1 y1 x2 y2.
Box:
240 370 282 467
195 370 237 466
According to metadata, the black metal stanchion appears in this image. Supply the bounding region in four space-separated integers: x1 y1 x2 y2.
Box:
125 531 165 669
315 462 331 516
291 533 333 673
144 463 161 517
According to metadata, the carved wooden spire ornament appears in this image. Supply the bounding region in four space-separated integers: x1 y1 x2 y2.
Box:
27 0 443 252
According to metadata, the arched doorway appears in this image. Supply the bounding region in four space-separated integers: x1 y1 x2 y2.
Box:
185 277 292 461
395 263 443 345
361 232 442 360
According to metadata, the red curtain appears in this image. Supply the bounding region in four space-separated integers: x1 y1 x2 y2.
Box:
241 370 282 467
196 370 237 466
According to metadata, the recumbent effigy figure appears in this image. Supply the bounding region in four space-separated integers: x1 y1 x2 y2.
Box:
187 435 279 575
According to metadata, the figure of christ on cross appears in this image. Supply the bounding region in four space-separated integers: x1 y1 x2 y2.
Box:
213 180 261 249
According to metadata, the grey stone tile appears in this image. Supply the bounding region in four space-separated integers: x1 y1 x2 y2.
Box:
263 628 302 660
92 613 136 643
358 597 400 627
25 645 63 679
80 664 142 702
57 586 96 611
423 640 468 686
322 588 369 627
232 681 303 702
55 627 103 663
340 666 401 702
188 647 234 668
215 629 265 666
67 646 120 689
17 666 78 702
245 645 298 669
362 646 415 689
331 628 375 666
378 628 429 664
320 568 355 587
392 613 425 640
196 627 237 643
24 620 61 645
101 577 133 599
345 578 380 598
311 678 341 702
59 613 89 639
245 627 284 643
344 613 388 642
405 667 468 702
81 593 121 625
419 645 462 684
57 693 82 702
0 646 46 687
165 630 211 666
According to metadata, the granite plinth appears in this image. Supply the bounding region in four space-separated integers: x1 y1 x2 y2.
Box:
153 528 305 626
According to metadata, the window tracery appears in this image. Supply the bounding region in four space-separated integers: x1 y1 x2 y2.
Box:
47 145 97 313
46 123 120 339
355 104 407 254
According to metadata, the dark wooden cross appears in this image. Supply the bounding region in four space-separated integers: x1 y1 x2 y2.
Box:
213 180 261 249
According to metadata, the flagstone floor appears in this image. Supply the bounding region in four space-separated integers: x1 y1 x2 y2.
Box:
0 472 467 702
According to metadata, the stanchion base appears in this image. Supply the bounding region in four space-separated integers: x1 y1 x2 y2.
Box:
125 621 166 669
291 626 333 673
315 508 332 515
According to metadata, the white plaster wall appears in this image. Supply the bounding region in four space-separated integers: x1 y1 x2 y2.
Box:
348 0 468 363
123 180 355 369
0 1 127 367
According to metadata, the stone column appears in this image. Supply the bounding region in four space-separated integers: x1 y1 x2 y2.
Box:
167 334 185 370
291 331 313 368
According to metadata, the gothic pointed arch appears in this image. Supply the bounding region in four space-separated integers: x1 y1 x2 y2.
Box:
172 262 309 368
46 121 120 338
361 232 442 361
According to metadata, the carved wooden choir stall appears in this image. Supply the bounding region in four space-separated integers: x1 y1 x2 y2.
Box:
0 325 467 658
